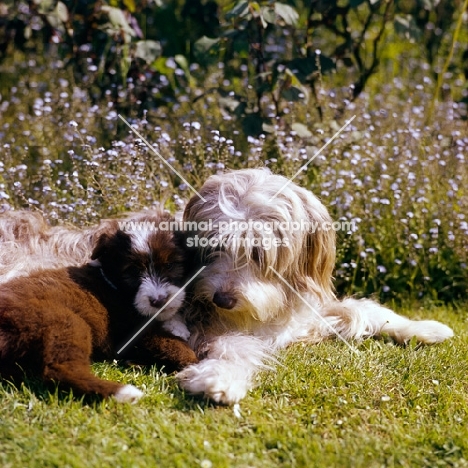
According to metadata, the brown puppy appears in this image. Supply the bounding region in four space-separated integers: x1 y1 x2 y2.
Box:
0 214 198 403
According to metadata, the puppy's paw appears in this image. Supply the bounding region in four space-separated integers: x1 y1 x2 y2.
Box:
176 360 250 405
113 384 144 403
163 314 191 341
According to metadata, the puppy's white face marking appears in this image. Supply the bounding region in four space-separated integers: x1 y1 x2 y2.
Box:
134 275 185 320
96 218 187 323
88 258 101 267
128 230 152 256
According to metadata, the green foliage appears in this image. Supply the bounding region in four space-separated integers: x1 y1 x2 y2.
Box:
1 0 466 132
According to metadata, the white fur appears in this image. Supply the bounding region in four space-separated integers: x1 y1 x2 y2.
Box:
0 211 156 284
0 210 168 283
113 384 144 403
177 168 454 405
0 211 104 284
128 229 152 255
162 312 191 341
134 276 184 320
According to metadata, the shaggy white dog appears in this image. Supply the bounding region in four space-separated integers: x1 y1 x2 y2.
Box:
176 168 453 404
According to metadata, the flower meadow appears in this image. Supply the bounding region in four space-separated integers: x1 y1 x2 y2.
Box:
0 53 466 304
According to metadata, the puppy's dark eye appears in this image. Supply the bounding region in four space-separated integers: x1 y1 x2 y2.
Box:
165 262 174 270
122 265 141 278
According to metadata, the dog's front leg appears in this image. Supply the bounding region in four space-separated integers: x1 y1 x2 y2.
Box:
176 334 273 405
322 298 454 344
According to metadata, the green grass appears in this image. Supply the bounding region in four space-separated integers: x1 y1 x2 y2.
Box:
1 306 467 468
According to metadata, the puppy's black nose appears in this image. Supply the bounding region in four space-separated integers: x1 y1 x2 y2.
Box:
213 291 237 310
149 295 169 309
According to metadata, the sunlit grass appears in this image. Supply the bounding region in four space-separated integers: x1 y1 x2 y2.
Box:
0 306 466 467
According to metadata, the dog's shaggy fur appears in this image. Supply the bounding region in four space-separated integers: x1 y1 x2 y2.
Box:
0 213 198 402
176 168 454 404
0 210 110 284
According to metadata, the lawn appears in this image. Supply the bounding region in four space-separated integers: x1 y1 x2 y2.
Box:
1 305 466 468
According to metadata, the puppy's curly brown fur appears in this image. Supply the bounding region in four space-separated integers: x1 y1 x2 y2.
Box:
0 216 198 402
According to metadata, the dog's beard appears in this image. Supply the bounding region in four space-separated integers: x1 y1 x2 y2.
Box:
189 214 332 331
193 253 291 330
134 276 185 320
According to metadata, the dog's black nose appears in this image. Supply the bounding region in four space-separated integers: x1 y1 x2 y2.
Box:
149 295 168 309
213 291 237 310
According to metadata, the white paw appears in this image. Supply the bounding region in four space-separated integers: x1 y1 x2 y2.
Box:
163 313 191 341
406 320 454 344
113 384 144 403
176 360 250 405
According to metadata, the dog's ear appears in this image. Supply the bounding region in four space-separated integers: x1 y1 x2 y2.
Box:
183 193 202 223
91 222 130 261
297 192 336 302
303 227 335 297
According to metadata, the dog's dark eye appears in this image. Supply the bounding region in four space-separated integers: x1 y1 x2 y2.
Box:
165 262 174 270
122 265 141 278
